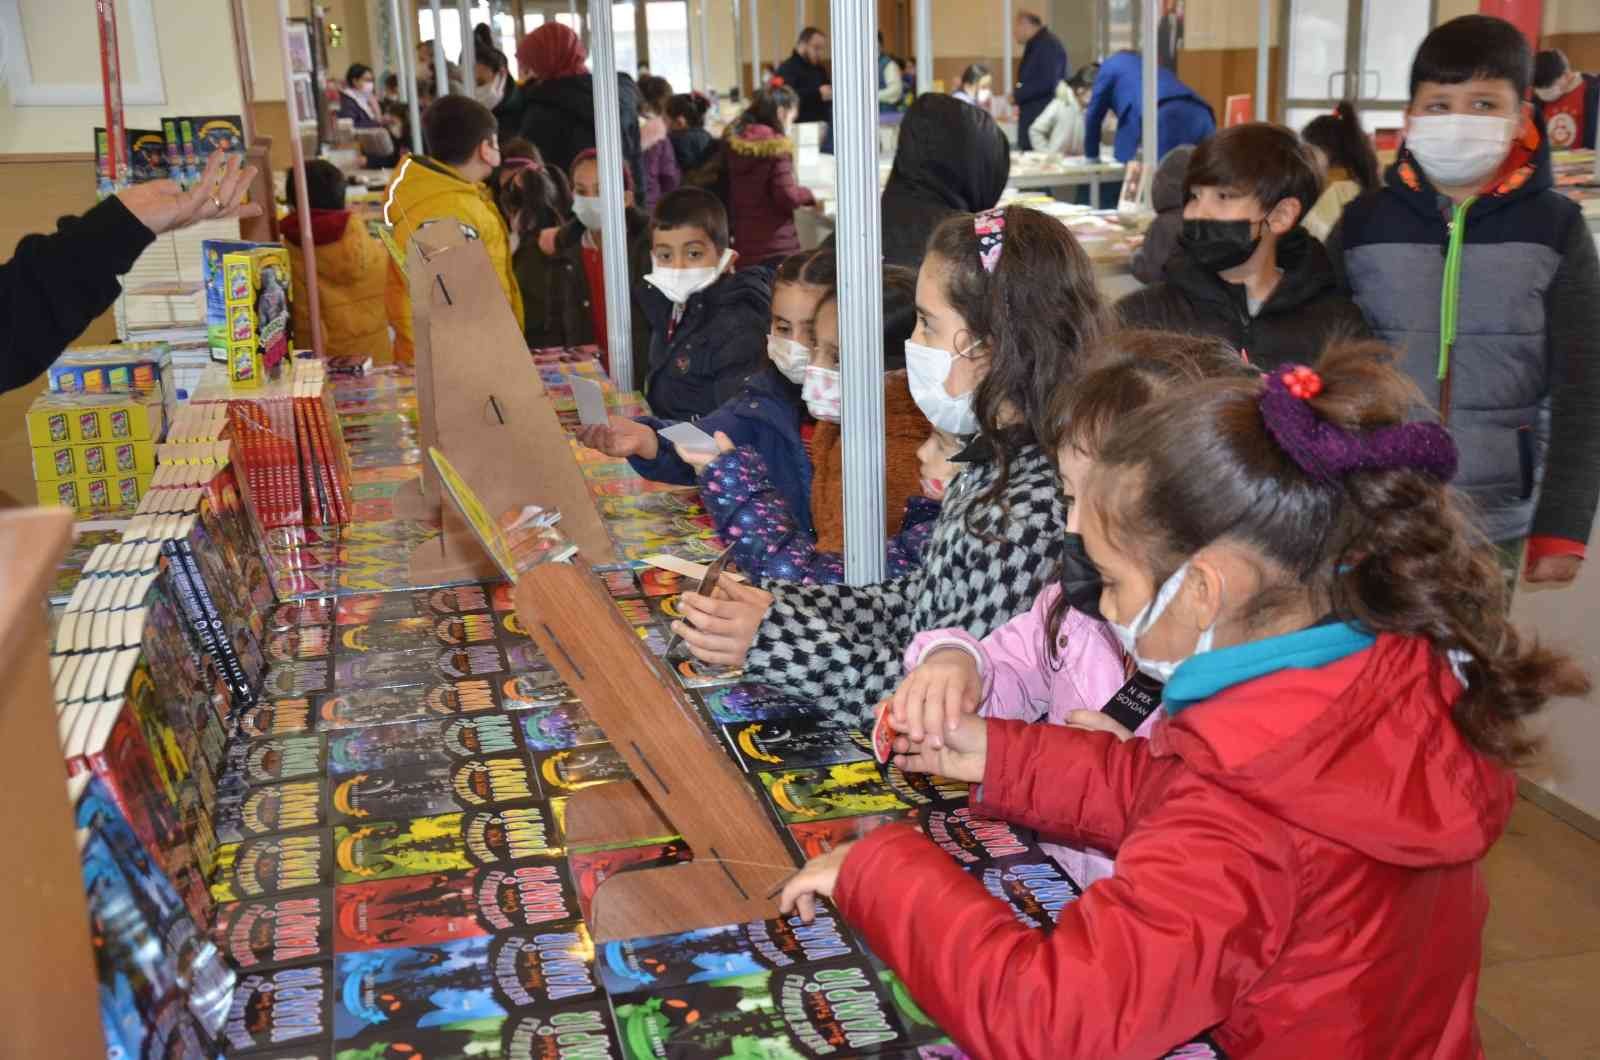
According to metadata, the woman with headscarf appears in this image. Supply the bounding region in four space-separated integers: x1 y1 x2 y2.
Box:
515 23 644 196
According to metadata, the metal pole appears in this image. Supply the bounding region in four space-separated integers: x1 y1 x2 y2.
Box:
831 0 886 585
749 0 761 89
732 0 744 97
458 0 476 96
796 0 804 42
394 0 425 154
698 0 713 92
1255 0 1270 121
1140 0 1157 203
914 0 930 96
686 0 699 89
634 0 651 73
430 0 450 94
590 0 635 384
276 0 324 357
1002 0 1013 114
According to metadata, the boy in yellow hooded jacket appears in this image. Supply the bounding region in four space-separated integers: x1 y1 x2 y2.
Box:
383 96 524 363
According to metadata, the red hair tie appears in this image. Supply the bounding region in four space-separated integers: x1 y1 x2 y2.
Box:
1282 366 1322 400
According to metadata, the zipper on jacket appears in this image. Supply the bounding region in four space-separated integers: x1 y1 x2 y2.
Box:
1437 196 1477 423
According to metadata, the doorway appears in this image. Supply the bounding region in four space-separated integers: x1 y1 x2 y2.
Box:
1281 0 1436 140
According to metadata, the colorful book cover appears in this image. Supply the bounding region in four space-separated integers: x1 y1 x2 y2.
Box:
610 959 910 1059
328 763 463 825
335 1018 504 1059
786 813 917 861
186 114 245 180
126 128 170 182
597 910 858 997
514 701 606 751
236 697 317 739
268 598 334 630
332 644 508 689
262 660 334 698
724 720 873 773
335 584 493 626
700 684 824 725
883 765 969 808
759 762 913 824
531 745 632 794
235 734 327 786
451 754 541 807
215 778 329 842
332 938 509 1042
464 805 566 865
975 855 1081 931
499 1003 624 1060
315 677 501 731
487 925 601 1010
213 890 336 971
470 857 583 931
211 831 335 902
567 842 692 924
222 961 334 1054
326 712 521 777
266 625 334 662
333 872 482 953
203 239 271 359
672 654 744 689
919 805 1035 867
495 609 533 644
338 613 499 653
333 813 472 884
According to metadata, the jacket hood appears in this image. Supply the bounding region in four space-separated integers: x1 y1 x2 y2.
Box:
1163 227 1341 316
280 207 351 248
1155 633 1515 867
1385 109 1553 224
885 95 1011 213
728 124 795 158
383 155 497 231
640 114 669 150
1151 144 1195 213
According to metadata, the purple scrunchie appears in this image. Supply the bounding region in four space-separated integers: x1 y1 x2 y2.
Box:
1259 366 1459 484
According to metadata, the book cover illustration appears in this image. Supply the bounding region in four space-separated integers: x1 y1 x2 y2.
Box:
316 677 500 732
266 626 334 662
451 754 541 807
759 762 913 825
127 127 171 182
471 857 583 932
213 890 336 971
597 567 641 599
268 598 335 631
495 609 533 645
566 842 692 924
610 958 909 1059
531 745 632 794
499 1003 624 1060
235 734 327 787
332 936 503 1042
216 778 329 842
672 654 744 690
332 644 508 690
326 712 518 777
237 697 317 739
919 805 1035 868
211 832 334 902
263 659 334 698
464 804 566 865
335 584 491 626
597 910 858 997
975 856 1081 931
514 701 606 752
333 1017 504 1059
328 764 463 826
333 872 483 953
487 925 600 1013
338 613 499 654
884 765 969 809
724 720 873 773
700 684 825 725
223 961 334 1055
333 813 471 884
786 813 918 861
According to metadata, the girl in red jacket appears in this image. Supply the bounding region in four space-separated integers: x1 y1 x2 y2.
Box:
780 342 1588 1058
723 84 816 267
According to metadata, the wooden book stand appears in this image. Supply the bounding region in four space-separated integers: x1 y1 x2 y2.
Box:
398 221 615 584
515 561 796 941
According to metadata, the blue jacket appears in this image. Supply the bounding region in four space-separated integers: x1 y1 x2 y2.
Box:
1084 50 1215 164
698 446 941 585
627 367 816 534
1015 27 1068 148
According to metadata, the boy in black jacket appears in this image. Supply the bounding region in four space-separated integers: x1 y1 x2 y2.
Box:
1117 122 1368 368
1326 16 1600 587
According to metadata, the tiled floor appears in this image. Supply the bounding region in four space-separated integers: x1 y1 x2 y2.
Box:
1478 797 1600 1058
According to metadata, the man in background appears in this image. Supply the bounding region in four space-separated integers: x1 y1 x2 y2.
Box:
1013 11 1068 150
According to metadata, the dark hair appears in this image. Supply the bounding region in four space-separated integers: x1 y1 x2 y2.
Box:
651 186 730 251
667 92 711 127
925 206 1108 535
423 96 499 165
638 74 675 114
1533 49 1569 90
774 247 837 291
284 159 347 212
734 85 799 134
1069 63 1100 90
798 26 825 44
383 73 400 92
812 264 918 373
1017 11 1043 26
496 140 571 236
570 147 634 192
1301 100 1380 192
960 63 990 90
1090 341 1589 764
1185 122 1324 225
346 63 373 86
1410 15 1531 100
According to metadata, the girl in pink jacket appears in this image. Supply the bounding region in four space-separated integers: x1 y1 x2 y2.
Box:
891 331 1255 887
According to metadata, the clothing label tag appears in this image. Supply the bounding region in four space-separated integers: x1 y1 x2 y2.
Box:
1101 671 1163 733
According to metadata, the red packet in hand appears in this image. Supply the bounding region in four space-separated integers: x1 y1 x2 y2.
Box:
873 700 898 764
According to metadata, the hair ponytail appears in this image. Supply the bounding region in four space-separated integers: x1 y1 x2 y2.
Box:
1301 100 1381 191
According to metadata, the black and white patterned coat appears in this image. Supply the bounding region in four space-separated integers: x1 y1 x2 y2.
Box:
744 443 1068 726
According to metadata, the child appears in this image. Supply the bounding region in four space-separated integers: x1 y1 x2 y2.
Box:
723 85 816 268
1326 15 1600 587
888 331 1253 888
498 153 573 349
1129 145 1192 284
952 63 992 108
383 95 523 364
1118 122 1368 369
679 268 941 585
637 75 682 212
282 160 392 363
674 206 1105 724
1533 48 1599 151
666 93 720 190
1299 100 1379 242
781 345 1588 1057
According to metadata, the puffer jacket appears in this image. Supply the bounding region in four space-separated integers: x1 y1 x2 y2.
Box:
723 124 815 265
382 155 524 364
281 208 391 363
836 630 1514 1059
1085 50 1216 163
1129 144 1193 285
517 73 645 193
1327 119 1600 552
639 115 681 213
637 265 773 422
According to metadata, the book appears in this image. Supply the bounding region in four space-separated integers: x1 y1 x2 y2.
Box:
974 854 1081 931
215 777 329 842
332 859 578 952
325 712 519 777
331 644 508 689
337 613 499 653
212 889 336 970
335 584 494 626
314 677 502 731
724 719 873 773
513 701 606 751
699 684 825 725
222 961 335 1054
759 762 913 824
597 909 859 997
531 745 633 795
211 831 335 903
919 805 1035 867
332 937 504 1042
333 813 474 885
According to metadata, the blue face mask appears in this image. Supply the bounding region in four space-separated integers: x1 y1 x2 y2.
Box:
1104 561 1221 684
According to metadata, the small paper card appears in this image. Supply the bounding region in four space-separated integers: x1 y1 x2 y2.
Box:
658 422 720 455
571 376 609 427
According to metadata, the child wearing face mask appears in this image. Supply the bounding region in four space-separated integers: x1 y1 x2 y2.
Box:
779 344 1589 1058
888 330 1255 888
673 206 1102 725
1325 15 1600 592
1116 122 1368 369
681 269 944 585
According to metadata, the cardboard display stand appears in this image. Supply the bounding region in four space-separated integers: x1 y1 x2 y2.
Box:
0 508 107 1059
515 561 798 941
399 221 616 583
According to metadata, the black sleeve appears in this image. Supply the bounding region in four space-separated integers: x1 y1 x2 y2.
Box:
1323 217 1351 295
0 195 154 395
1531 210 1600 546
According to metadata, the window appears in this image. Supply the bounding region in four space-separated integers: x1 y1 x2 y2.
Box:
646 1 692 89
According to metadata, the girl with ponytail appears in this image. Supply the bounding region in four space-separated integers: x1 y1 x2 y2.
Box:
1301 100 1381 240
778 341 1586 1058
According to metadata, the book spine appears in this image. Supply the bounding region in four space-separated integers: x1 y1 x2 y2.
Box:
174 537 250 708
307 393 341 525
293 395 323 526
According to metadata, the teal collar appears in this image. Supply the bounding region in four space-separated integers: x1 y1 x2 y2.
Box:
1163 621 1376 716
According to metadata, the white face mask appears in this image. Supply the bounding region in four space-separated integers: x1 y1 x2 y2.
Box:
903 339 980 436
767 333 811 383
977 88 993 106
1405 113 1515 189
572 195 604 231
1105 561 1220 684
645 249 735 305
474 79 503 108
801 364 842 422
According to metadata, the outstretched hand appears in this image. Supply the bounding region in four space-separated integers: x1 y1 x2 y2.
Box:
119 151 261 235
575 416 658 460
891 710 988 784
673 579 773 668
776 842 853 924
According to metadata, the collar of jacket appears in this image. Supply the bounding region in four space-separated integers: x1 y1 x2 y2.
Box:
728 125 796 157
1163 227 1338 316
1385 112 1552 226
1163 620 1375 716
952 435 994 464
280 207 352 247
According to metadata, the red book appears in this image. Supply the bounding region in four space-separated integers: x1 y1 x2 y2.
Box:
293 396 323 525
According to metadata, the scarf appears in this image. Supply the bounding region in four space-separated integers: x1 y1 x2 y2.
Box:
518 23 588 83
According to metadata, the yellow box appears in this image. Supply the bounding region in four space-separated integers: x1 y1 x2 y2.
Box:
223 246 292 388
26 391 165 446
31 438 156 481
36 472 149 514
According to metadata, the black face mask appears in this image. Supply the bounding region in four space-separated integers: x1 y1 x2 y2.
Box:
1059 532 1104 620
1179 218 1262 273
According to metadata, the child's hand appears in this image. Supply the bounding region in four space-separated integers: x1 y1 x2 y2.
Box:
893 712 987 784
1064 710 1135 741
575 416 658 460
888 647 982 750
776 842 854 923
673 580 774 667
675 431 737 471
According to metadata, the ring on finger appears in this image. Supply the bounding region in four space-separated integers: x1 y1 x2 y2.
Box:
210 194 224 212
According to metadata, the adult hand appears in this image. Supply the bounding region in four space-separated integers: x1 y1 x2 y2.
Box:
776 842 853 923
673 580 774 668
819 84 833 102
1525 554 1583 585
1063 710 1135 741
887 647 983 750
892 712 987 784
574 416 658 460
118 151 261 236
675 430 736 472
